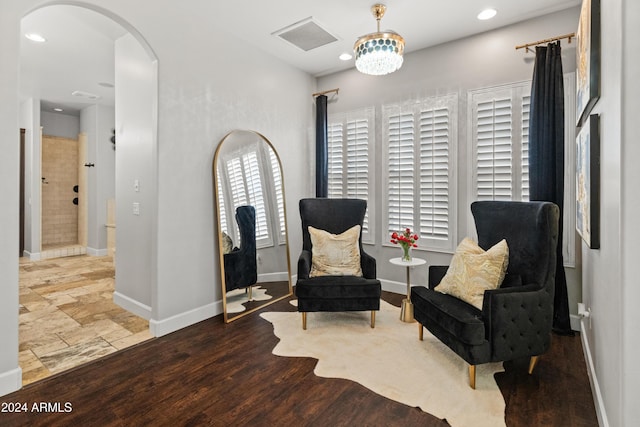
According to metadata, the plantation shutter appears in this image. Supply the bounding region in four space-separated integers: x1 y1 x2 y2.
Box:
346 118 370 233
268 147 286 242
470 84 531 204
387 111 415 232
216 169 228 235
327 122 344 198
419 107 450 240
521 95 531 201
384 94 457 251
242 151 270 243
327 108 374 242
475 96 513 201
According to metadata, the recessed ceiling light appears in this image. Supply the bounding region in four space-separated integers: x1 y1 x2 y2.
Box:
25 33 46 42
53 108 63 112
477 8 497 20
339 53 352 61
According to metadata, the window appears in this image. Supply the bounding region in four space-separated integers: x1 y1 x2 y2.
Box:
327 107 375 242
470 83 530 202
468 75 576 266
268 146 286 244
217 145 272 248
383 94 457 252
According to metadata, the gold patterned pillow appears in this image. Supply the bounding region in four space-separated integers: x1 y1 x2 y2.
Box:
221 232 234 254
309 225 363 278
436 237 509 309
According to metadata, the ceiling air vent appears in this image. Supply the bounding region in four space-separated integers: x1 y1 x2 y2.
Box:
273 17 338 51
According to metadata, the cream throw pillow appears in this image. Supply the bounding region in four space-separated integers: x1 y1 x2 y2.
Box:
309 225 363 278
436 237 509 309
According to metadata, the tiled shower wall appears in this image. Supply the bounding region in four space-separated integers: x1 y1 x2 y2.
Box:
41 135 79 248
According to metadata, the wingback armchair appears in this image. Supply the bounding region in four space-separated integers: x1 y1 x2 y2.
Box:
411 201 559 388
295 198 381 329
223 205 257 297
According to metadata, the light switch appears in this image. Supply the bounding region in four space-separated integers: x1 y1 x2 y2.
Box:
132 202 140 215
134 179 140 192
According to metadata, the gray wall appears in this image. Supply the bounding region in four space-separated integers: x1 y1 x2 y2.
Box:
317 7 582 314
41 110 80 139
580 0 640 425
18 98 41 259
80 104 116 254
113 32 156 317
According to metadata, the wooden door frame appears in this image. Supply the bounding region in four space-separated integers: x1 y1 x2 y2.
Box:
20 128 25 256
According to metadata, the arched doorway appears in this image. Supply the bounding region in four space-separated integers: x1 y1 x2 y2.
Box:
18 3 158 385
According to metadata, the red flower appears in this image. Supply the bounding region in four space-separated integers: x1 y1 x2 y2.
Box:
390 227 419 249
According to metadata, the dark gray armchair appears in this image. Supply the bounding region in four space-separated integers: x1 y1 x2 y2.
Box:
411 201 559 388
223 205 257 297
295 198 381 329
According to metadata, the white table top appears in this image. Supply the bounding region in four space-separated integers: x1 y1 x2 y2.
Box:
389 257 427 267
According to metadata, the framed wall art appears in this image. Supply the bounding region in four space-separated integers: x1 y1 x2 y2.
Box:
576 114 600 249
576 0 601 127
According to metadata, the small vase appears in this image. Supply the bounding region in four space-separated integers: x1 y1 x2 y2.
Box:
401 244 412 262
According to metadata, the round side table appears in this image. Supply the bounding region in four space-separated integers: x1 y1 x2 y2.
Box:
389 257 427 323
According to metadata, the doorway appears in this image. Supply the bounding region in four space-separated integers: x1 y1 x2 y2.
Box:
18 4 158 384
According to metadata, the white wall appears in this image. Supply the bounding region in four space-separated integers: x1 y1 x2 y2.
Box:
113 32 155 318
620 0 640 422
19 98 41 259
0 0 22 396
149 9 314 334
41 110 80 139
580 0 640 425
317 7 582 312
80 104 116 254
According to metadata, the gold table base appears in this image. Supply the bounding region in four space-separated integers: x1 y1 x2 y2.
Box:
400 298 415 323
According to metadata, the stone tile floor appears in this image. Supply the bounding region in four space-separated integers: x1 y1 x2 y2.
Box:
19 255 153 385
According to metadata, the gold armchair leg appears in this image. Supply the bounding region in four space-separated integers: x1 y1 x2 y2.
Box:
528 355 540 374
302 312 307 330
469 365 476 389
248 286 253 301
371 311 376 328
418 323 423 341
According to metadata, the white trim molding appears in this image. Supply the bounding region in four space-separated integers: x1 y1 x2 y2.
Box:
580 319 610 427
149 301 223 338
0 367 22 397
113 291 152 320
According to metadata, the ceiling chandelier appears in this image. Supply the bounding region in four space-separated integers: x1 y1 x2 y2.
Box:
354 4 405 76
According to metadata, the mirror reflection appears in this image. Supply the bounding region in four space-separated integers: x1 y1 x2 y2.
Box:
214 130 292 322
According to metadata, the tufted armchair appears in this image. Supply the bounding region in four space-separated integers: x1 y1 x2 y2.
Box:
295 198 381 329
411 201 559 388
223 205 258 298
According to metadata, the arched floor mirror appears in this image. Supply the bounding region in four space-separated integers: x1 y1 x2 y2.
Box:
213 130 292 323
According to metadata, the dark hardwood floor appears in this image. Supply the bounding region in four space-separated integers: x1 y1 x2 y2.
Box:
1 292 598 426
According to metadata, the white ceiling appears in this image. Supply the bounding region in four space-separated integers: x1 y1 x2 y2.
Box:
19 1 581 116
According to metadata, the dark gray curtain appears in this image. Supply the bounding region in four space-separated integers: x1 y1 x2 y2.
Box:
529 41 573 335
315 95 328 198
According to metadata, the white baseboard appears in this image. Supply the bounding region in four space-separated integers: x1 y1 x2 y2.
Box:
149 300 223 338
113 291 152 320
570 314 581 331
0 367 22 397
258 272 289 282
23 250 41 261
86 247 108 257
380 278 409 296
580 319 609 427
